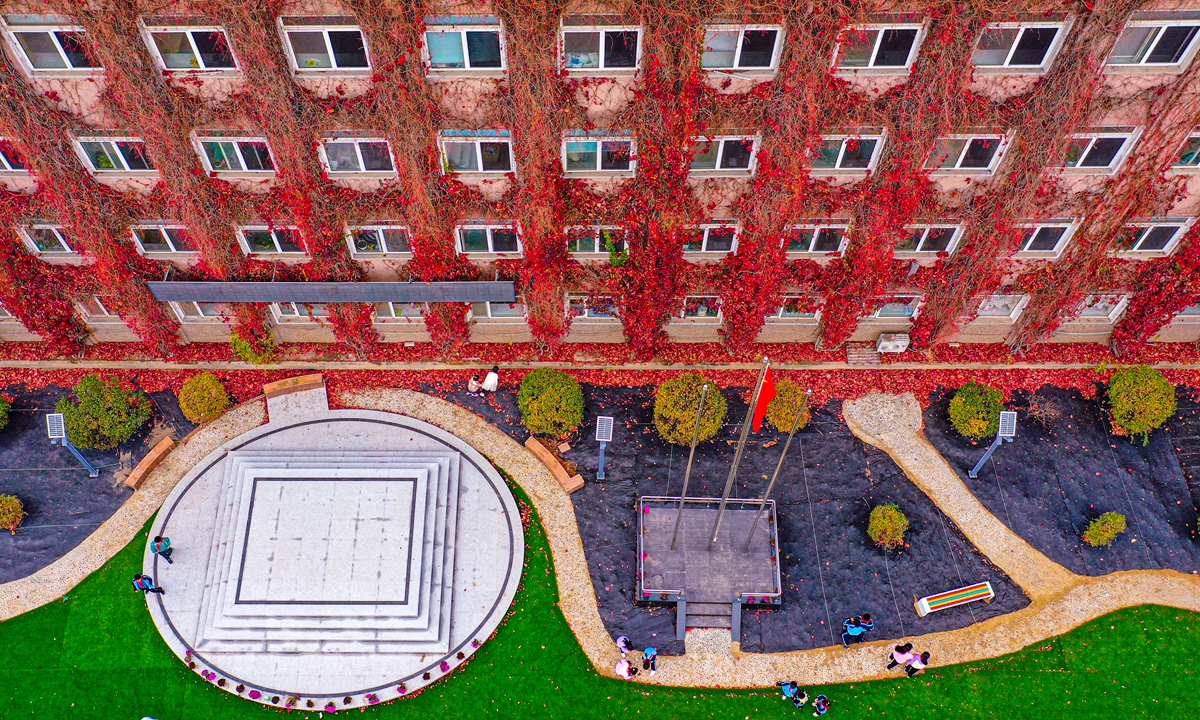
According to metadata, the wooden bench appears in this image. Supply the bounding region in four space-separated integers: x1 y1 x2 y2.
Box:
916 581 994 617
524 437 584 494
263 373 324 399
125 436 176 490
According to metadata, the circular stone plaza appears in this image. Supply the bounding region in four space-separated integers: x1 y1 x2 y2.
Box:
144 384 523 705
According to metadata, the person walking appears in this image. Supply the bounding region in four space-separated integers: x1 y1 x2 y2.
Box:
775 681 808 708
811 694 831 716
481 366 500 393
887 642 916 670
132 574 164 595
615 658 639 679
616 635 635 655
641 645 657 675
150 535 174 564
467 375 482 396
905 651 931 678
841 613 873 647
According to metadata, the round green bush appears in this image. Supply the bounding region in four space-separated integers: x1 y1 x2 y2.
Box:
179 372 231 424
0 494 24 534
0 393 11 432
55 374 152 450
766 379 810 433
868 504 909 550
1108 365 1176 445
948 381 1004 440
517 369 584 437
653 373 728 446
1083 511 1127 547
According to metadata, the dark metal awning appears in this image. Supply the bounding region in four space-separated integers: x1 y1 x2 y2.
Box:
148 281 516 304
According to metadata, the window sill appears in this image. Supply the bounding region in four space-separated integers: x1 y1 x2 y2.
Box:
1012 252 1065 261
1167 166 1200 175
683 251 734 259
460 253 524 261
352 253 412 261
209 171 277 180
1114 251 1174 259
326 172 400 180
1103 64 1189 76
672 317 722 323
1059 167 1121 176
373 318 426 324
563 171 635 180
177 317 225 324
445 170 515 177
570 253 617 260
563 68 639 77
162 69 242 79
471 317 526 323
425 69 507 80
89 171 160 179
24 68 105 79
929 169 997 177
833 67 914 77
971 66 1050 76
765 318 819 324
291 68 374 77
140 252 201 261
786 252 844 259
244 253 310 262
704 68 778 79
688 170 754 179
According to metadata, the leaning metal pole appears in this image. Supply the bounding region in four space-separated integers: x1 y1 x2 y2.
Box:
707 359 770 552
670 383 708 551
742 391 807 553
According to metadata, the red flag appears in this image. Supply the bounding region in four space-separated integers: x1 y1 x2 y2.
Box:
751 366 776 432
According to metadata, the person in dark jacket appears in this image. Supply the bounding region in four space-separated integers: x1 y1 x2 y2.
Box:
150 536 174 564
841 613 873 647
132 574 164 595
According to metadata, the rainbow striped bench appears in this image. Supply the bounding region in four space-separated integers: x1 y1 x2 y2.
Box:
915 581 994 617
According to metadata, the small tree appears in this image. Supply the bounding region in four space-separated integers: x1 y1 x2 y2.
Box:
0 392 11 432
653 373 728 446
517 369 584 437
766 379 810 432
1083 512 1127 547
179 372 231 424
55 374 152 450
1108 365 1176 445
0 494 24 534
868 504 909 550
949 381 1004 439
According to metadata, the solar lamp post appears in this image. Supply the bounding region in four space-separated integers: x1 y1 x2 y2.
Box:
968 410 1018 479
595 416 614 480
46 413 100 478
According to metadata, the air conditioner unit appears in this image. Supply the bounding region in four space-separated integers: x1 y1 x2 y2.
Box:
877 333 910 353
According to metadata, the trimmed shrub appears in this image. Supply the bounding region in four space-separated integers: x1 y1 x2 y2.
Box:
179 372 231 424
229 330 277 365
0 494 24 534
948 381 1004 439
1083 511 1127 547
654 373 728 446
1108 365 1176 445
55 374 152 450
517 369 584 437
0 392 11 432
766 379 810 433
867 504 909 550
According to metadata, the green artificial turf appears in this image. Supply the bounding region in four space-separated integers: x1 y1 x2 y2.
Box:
0 484 1194 720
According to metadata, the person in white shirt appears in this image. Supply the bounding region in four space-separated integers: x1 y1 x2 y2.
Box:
905 651 930 678
481 366 500 392
615 658 639 679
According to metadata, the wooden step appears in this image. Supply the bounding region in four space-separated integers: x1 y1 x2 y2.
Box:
685 601 733 628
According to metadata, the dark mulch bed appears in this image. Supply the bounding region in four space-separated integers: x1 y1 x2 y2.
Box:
0 385 195 584
923 386 1200 577
438 382 1029 654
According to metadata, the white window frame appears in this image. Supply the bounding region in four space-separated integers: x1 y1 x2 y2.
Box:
170 301 224 322
894 224 963 257
19 225 76 256
422 23 507 75
278 21 371 73
973 294 1030 323
1174 303 1200 322
566 226 624 255
561 135 636 176
0 139 27 173
1106 20 1200 72
1013 221 1078 259
566 294 618 321
456 223 523 256
784 224 850 256
689 135 759 177
194 134 275 175
1074 293 1130 323
346 225 412 258
1114 219 1192 257
141 25 238 73
470 298 526 321
832 23 926 72
318 136 397 176
130 224 196 257
236 226 307 257
373 301 426 322
871 295 922 320
3 23 100 75
766 295 822 323
272 302 330 322
926 134 1011 175
439 133 515 175
78 295 119 322
971 22 1069 73
1061 129 1139 174
72 136 156 175
678 295 722 321
700 25 784 73
809 133 886 174
1172 129 1200 172
560 25 642 73
683 223 739 254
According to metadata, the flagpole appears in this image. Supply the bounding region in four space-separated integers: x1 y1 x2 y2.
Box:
707 358 770 552
670 383 708 552
742 390 808 553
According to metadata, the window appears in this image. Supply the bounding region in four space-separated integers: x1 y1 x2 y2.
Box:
683 225 738 253
457 224 521 254
198 136 274 173
320 137 395 174
275 302 329 319
8 27 99 70
440 133 514 174
374 302 425 320
424 22 504 71
281 23 369 71
1108 21 1200 68
767 296 821 321
567 295 617 320
701 26 782 70
1062 131 1136 172
690 136 757 174
1076 294 1129 322
1173 131 1200 168
348 226 411 255
835 25 922 69
872 296 921 319
680 295 721 320
472 300 525 319
0 139 26 171
785 225 848 255
567 226 624 254
1115 221 1189 255
131 225 196 255
23 226 73 254
1015 223 1075 257
895 225 961 255
562 136 634 174
172 301 222 321
0 303 12 319
972 24 1064 70
146 27 236 70
974 294 1029 321
238 226 305 255
79 295 116 320
1176 303 1200 321
75 138 154 173
562 26 640 70
926 135 1007 173
810 135 884 172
